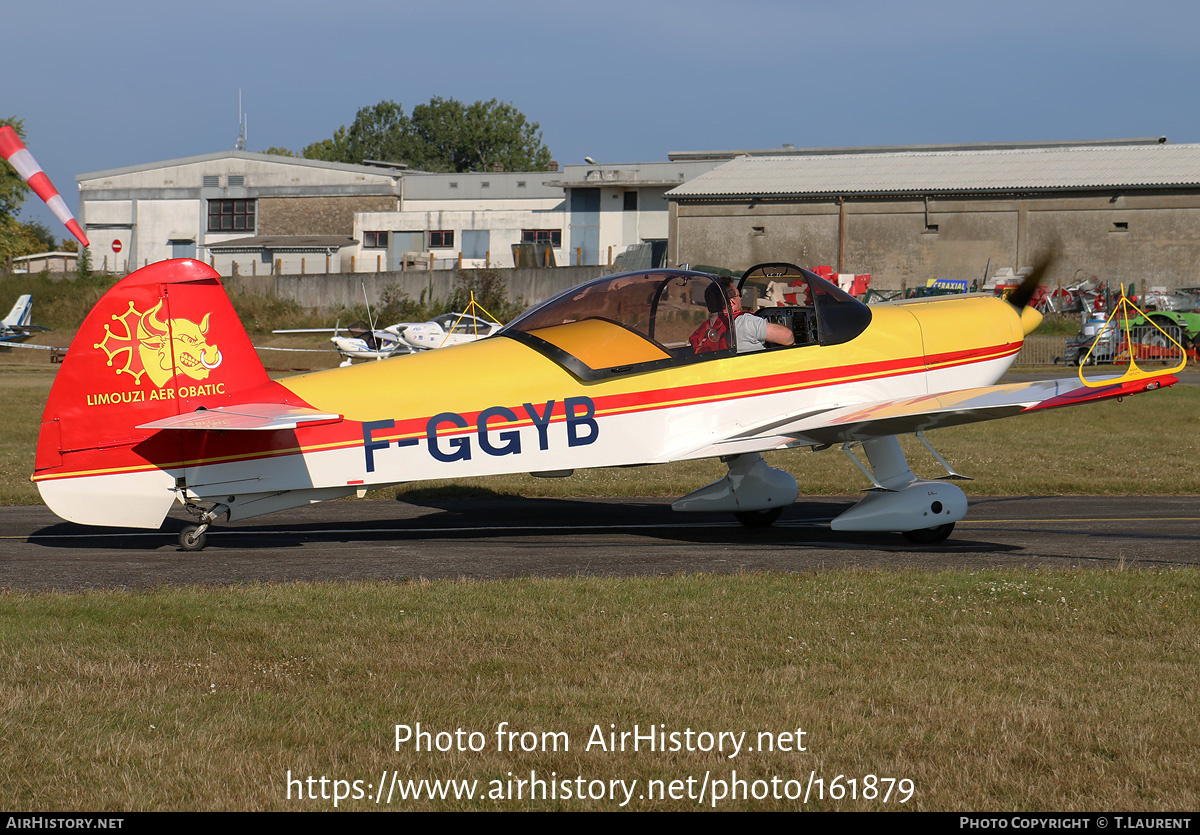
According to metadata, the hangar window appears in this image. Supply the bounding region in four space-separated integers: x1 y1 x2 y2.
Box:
363 231 388 248
522 229 562 247
429 230 454 248
1112 222 1129 233
207 199 256 232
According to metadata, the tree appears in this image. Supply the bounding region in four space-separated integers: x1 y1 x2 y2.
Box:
0 117 41 265
345 100 410 164
0 118 89 266
75 244 92 280
302 98 552 172
456 98 552 172
261 146 298 157
25 220 58 251
403 97 467 171
0 117 29 222
0 216 42 264
302 125 352 163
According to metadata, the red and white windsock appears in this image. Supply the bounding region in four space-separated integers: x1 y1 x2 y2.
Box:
0 125 89 246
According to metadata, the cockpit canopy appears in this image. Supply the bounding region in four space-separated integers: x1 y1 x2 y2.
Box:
738 262 873 347
501 264 871 380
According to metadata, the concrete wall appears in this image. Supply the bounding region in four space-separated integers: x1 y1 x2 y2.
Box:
674 192 1200 289
355 207 568 270
223 265 614 312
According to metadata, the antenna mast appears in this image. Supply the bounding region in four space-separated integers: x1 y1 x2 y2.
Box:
235 91 247 151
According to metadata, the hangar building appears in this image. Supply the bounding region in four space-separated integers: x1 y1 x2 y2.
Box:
77 152 403 274
76 152 716 274
667 139 1200 288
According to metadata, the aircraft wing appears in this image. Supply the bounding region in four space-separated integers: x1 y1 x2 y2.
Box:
666 372 1177 460
137 403 343 431
1 341 57 350
779 373 1177 446
253 345 338 353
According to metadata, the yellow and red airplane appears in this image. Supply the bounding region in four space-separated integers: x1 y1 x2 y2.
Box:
32 258 1179 550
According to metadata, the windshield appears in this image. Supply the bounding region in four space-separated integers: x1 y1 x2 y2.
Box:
738 263 872 346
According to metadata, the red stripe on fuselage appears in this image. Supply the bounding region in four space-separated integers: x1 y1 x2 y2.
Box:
36 340 1020 480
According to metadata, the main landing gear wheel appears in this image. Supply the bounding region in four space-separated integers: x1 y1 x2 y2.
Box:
901 523 955 545
735 507 784 527
179 526 207 552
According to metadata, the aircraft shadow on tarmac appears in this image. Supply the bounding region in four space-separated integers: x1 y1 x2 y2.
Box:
26 497 1022 554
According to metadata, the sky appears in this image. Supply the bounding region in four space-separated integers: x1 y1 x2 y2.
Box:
6 0 1199 235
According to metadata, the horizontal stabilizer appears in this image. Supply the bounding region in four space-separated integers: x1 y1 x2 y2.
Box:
137 403 342 431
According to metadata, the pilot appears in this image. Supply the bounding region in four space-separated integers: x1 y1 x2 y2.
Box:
691 279 794 354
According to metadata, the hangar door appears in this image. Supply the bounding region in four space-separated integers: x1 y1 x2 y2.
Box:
569 190 600 265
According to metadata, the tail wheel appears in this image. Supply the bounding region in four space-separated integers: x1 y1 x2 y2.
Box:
735 507 784 527
901 523 955 545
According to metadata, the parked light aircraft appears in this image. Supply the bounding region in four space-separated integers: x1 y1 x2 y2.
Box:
397 312 503 351
331 321 411 366
276 311 503 365
273 320 411 366
0 295 47 345
32 258 1178 550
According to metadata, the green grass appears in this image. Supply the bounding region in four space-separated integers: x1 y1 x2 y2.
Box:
1035 313 1084 336
2 571 1195 811
0 273 122 331
0 367 53 504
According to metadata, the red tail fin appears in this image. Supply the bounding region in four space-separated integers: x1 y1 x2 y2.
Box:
34 260 270 524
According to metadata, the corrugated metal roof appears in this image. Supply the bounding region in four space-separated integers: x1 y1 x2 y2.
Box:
667 144 1200 198
666 138 1167 161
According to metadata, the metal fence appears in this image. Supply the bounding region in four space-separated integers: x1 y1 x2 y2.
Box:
1015 336 1068 365
1016 326 1189 366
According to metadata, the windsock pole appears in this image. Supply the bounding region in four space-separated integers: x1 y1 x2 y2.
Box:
0 126 89 246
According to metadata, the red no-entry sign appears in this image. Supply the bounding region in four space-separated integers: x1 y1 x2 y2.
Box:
112 240 123 253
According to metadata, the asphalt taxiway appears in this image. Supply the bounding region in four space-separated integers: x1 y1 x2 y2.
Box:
1 495 1196 590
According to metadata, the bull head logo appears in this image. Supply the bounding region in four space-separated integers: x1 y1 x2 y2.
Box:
96 299 223 387
135 301 222 387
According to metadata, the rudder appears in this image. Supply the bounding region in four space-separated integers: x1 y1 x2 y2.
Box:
33 259 271 527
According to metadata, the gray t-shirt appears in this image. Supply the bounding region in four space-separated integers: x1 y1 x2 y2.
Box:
735 313 768 353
